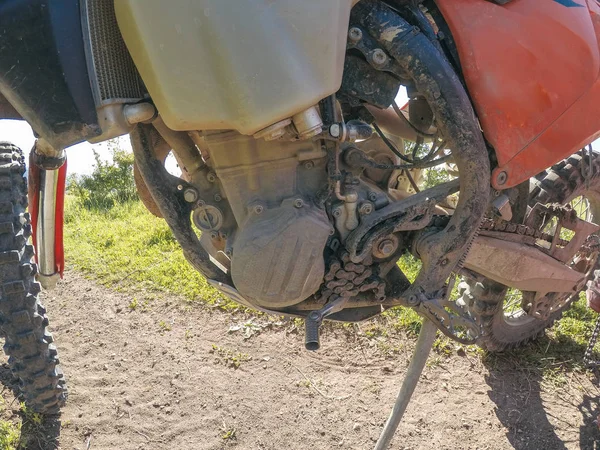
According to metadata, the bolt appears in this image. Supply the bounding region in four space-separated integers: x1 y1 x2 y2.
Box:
348 27 363 43
214 193 222 202
177 184 183 191
329 123 341 138
368 192 378 202
496 170 508 186
197 200 206 207
407 295 419 307
370 49 388 67
359 203 373 215
225 249 233 258
183 188 198 203
210 231 218 239
377 239 395 257
207 172 217 183
293 198 304 208
253 204 264 215
332 207 342 218
440 258 449 266
303 161 315 170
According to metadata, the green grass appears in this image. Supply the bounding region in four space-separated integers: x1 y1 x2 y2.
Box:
0 400 50 450
64 197 236 310
0 419 19 450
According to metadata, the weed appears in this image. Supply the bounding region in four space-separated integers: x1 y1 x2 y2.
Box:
0 420 20 450
128 297 138 311
297 379 311 389
210 344 251 369
220 423 237 440
19 404 42 428
158 321 172 332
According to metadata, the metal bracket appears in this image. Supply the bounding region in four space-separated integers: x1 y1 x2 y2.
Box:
412 282 480 344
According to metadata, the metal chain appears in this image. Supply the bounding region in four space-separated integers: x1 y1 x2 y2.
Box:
584 315 600 368
317 251 386 304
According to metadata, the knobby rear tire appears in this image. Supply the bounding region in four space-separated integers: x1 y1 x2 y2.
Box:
0 142 67 413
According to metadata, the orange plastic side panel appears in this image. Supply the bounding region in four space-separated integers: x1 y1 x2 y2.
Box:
436 0 600 188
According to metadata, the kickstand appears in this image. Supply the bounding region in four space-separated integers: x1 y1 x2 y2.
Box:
374 318 438 450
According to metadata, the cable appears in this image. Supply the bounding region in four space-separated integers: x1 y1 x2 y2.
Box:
404 170 421 193
373 123 414 163
392 101 437 139
347 146 452 170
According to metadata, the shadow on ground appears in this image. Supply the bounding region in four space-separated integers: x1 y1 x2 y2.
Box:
482 337 600 450
0 363 62 450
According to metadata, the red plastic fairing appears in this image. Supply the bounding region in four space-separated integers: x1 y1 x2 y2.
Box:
435 0 600 188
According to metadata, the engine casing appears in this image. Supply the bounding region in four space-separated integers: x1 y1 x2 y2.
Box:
202 132 331 308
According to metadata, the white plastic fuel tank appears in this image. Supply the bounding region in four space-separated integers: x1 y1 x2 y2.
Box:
115 0 356 135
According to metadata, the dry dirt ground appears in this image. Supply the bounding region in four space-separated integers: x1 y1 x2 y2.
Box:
1 271 600 449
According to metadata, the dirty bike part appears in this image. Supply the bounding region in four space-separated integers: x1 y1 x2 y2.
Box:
461 150 600 351
28 140 68 291
413 286 480 345
374 319 438 450
127 2 491 341
463 235 592 293
0 142 67 413
130 124 229 285
352 1 490 303
304 296 349 351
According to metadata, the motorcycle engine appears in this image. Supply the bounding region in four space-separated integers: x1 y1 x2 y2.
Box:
200 132 332 308
196 130 406 311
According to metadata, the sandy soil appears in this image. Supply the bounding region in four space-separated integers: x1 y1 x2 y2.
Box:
2 271 599 450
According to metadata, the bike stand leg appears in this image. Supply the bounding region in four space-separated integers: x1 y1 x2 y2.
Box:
374 318 438 450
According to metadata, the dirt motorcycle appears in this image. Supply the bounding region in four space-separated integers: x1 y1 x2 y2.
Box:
1 0 600 434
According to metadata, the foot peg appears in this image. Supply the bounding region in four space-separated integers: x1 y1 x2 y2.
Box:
304 296 348 351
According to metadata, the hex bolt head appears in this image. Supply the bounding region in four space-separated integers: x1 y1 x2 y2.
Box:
214 193 222 202
371 49 388 66
332 207 342 218
495 170 508 186
377 239 395 257
253 204 264 215
303 161 315 170
348 27 363 43
184 188 198 203
207 172 217 183
293 198 304 208
368 192 378 202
